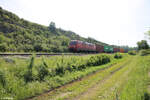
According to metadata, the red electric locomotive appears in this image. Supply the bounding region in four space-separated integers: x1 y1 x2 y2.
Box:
69 40 96 52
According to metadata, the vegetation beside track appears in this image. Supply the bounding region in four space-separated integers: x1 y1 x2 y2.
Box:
120 55 150 100
0 53 124 100
30 54 150 100
2 53 150 100
31 54 130 100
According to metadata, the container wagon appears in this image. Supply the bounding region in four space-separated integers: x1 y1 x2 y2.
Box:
120 48 124 53
113 48 118 53
104 46 113 53
113 48 120 53
124 48 128 53
96 44 104 53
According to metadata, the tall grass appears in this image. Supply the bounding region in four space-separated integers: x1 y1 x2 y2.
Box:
120 55 150 100
0 54 123 99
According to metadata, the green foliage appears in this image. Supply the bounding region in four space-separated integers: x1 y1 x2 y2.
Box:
0 43 8 52
49 22 56 33
139 49 150 56
33 43 43 52
0 54 125 99
0 35 5 43
128 50 137 55
137 40 149 50
55 62 66 75
24 56 35 82
114 53 122 59
0 70 6 87
87 54 110 66
37 64 49 81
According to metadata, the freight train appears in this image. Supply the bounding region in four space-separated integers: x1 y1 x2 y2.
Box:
69 40 127 53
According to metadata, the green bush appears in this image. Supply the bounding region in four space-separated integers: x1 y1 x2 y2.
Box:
114 53 122 59
0 43 8 52
66 62 74 72
37 64 49 81
24 56 35 82
0 70 6 87
87 55 110 66
37 58 49 81
128 50 136 55
55 62 66 75
140 49 150 56
102 55 111 64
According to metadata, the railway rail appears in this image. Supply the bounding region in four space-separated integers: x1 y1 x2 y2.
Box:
0 53 91 57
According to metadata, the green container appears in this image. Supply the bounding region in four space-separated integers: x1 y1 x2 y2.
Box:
104 46 113 53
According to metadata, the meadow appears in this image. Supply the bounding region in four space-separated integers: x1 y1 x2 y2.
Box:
30 52 150 100
0 53 150 100
0 53 121 100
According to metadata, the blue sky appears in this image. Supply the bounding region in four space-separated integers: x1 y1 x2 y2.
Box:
0 0 150 47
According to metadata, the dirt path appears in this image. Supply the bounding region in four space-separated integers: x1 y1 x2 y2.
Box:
72 58 133 100
30 56 133 100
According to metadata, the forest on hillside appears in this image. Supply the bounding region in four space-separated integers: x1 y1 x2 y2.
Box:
0 7 107 52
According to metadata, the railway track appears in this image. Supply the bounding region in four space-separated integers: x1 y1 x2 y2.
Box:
0 53 92 57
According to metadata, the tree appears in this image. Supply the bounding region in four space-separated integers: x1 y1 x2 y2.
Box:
137 40 149 50
34 43 43 52
0 35 5 43
0 43 8 52
49 22 56 32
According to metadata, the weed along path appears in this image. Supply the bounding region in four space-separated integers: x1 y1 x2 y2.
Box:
30 55 135 100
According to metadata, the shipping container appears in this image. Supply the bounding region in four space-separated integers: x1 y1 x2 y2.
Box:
113 48 120 53
104 46 113 53
124 48 128 53
120 48 124 53
113 48 118 53
96 44 104 53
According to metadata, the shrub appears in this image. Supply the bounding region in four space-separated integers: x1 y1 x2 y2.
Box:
101 55 110 64
87 56 97 66
87 55 110 66
24 56 35 82
77 63 86 70
37 58 49 81
66 62 74 72
0 70 6 87
0 43 8 52
140 49 150 56
128 50 136 55
114 53 122 59
55 62 65 75
4 58 15 63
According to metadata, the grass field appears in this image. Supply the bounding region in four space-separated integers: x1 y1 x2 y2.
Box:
0 53 150 100
0 53 121 100
31 54 150 100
